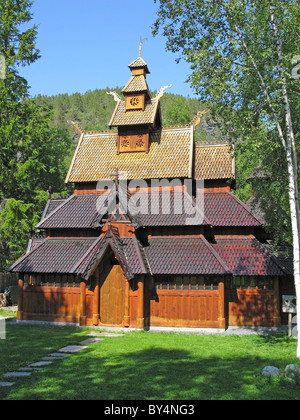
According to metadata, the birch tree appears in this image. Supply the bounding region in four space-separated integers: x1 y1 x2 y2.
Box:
153 0 300 356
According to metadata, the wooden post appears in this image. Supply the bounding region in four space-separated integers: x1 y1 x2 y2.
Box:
218 281 226 329
273 277 281 327
137 276 144 329
17 275 24 321
93 277 100 326
124 280 131 327
80 281 87 326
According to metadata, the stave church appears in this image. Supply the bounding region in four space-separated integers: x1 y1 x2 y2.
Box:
9 50 294 330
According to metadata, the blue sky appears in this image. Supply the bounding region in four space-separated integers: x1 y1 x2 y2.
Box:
20 0 196 98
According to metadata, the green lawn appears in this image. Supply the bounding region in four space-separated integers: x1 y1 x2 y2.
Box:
0 322 299 400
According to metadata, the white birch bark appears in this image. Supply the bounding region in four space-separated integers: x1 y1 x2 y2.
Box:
229 5 300 356
269 0 300 357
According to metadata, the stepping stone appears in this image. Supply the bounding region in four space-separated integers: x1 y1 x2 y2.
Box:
42 356 64 361
49 353 69 358
0 382 15 387
19 367 43 371
4 372 31 378
28 361 52 368
87 332 124 338
79 338 104 345
58 345 87 353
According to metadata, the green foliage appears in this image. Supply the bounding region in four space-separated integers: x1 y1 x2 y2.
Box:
154 0 300 245
0 0 73 269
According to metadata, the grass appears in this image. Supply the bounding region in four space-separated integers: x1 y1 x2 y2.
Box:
0 308 17 318
0 322 299 400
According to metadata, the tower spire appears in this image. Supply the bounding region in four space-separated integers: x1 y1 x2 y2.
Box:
139 37 147 57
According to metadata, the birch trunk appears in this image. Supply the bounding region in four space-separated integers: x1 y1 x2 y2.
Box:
286 142 300 357
269 1 300 357
232 5 300 357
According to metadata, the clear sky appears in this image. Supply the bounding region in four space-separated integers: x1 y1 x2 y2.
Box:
20 0 196 98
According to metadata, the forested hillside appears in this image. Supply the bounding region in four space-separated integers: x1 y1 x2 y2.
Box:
34 88 258 198
35 88 292 247
34 89 226 143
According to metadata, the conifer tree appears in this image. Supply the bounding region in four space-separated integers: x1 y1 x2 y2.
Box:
0 0 72 268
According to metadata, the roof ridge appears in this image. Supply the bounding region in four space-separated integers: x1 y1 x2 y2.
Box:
251 237 289 275
199 236 232 274
36 195 75 229
71 235 105 275
195 143 230 148
126 236 148 275
227 192 265 225
8 238 47 272
184 190 212 226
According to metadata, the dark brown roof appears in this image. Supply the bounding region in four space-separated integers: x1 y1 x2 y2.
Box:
134 190 210 227
41 198 68 221
9 233 286 278
143 236 230 275
36 195 101 229
8 238 97 274
212 237 286 276
37 191 263 231
133 191 263 227
9 228 147 280
76 227 137 280
204 192 264 226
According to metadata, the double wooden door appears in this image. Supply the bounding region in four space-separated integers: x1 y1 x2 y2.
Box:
99 264 125 326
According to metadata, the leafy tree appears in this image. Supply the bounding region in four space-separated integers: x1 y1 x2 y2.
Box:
153 0 300 356
0 0 72 268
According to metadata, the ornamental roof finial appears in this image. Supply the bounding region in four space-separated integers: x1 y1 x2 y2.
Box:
139 37 147 57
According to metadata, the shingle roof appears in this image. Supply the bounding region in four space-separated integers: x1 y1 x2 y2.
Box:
131 191 263 227
109 99 159 127
122 75 150 94
143 236 231 275
212 237 286 276
41 198 68 221
9 233 286 278
75 228 137 280
8 230 144 280
65 127 194 183
128 57 150 74
121 236 148 275
194 145 234 180
204 192 264 226
8 238 97 274
36 195 101 229
135 190 210 226
37 191 263 230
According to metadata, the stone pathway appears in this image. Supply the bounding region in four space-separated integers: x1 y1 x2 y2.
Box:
0 331 125 388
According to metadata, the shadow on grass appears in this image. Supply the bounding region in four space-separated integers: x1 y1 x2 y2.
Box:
4 335 299 401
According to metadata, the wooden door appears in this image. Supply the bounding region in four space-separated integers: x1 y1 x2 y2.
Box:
100 264 125 326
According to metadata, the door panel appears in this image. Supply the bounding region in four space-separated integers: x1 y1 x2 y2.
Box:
100 265 125 325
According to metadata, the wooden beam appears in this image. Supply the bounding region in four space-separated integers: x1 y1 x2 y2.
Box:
93 275 100 326
124 280 131 327
218 281 227 329
80 282 87 326
137 276 145 329
17 275 24 321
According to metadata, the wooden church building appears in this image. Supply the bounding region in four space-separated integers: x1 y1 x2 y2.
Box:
9 52 293 330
